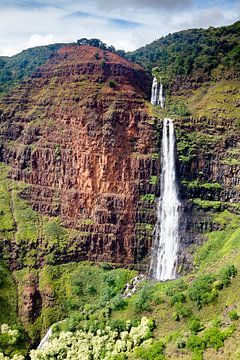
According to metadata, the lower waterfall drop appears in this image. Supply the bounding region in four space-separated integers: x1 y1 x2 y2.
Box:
150 117 180 281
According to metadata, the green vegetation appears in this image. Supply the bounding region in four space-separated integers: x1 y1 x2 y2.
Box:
187 79 240 120
149 176 158 186
0 162 95 268
140 194 156 203
128 21 240 77
13 260 239 359
0 44 65 97
135 340 165 360
30 317 154 360
108 79 117 88
194 210 240 269
14 262 136 343
0 324 26 359
221 158 240 166
182 180 222 190
228 310 239 321
0 22 239 360
0 264 18 326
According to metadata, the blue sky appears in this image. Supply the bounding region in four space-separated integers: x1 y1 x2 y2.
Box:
0 0 239 56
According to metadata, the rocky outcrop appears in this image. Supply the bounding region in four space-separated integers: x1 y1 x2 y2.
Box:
17 273 42 324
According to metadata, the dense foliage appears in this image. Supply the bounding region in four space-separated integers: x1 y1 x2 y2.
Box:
127 21 240 77
0 324 24 360
0 44 65 96
77 38 125 57
30 317 153 360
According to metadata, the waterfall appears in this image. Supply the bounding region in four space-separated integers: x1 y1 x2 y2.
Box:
150 118 180 281
151 77 158 106
151 77 165 108
158 82 165 108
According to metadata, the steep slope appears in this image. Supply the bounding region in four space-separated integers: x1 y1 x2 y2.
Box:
0 39 125 98
0 44 66 97
128 21 240 80
0 44 158 269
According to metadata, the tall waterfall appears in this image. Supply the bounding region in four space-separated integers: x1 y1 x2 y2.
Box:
151 77 165 108
150 118 180 281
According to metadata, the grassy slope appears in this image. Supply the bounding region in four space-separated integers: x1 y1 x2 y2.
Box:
0 44 67 97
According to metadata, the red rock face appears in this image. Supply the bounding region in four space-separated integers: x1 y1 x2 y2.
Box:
0 45 158 267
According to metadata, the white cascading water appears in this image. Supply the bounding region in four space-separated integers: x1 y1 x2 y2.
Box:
150 117 180 281
158 82 165 108
151 77 158 105
151 77 165 108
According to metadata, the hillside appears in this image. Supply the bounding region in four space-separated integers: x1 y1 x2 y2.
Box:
0 44 67 97
0 22 239 360
127 21 240 79
0 39 125 99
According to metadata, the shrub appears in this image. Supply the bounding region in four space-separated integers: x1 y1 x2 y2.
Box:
202 327 226 350
133 286 153 313
112 355 128 360
100 262 113 271
211 317 222 328
86 285 97 295
152 294 165 305
104 273 116 287
188 317 204 334
109 295 127 311
0 324 25 359
188 275 217 309
165 279 188 297
148 319 156 332
228 310 239 321
177 340 186 349
31 317 153 359
135 340 165 360
140 194 156 203
108 319 127 332
170 292 186 306
149 176 158 186
186 334 205 352
108 79 117 88
173 303 192 320
222 324 236 337
218 265 237 287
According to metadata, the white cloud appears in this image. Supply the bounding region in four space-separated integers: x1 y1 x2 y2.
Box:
0 1 239 56
2 33 55 56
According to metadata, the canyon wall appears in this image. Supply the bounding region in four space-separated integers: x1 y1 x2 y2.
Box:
0 45 159 268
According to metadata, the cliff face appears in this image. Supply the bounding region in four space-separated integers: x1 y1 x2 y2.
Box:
0 45 158 268
172 79 240 271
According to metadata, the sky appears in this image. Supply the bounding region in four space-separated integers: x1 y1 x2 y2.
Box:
0 0 239 56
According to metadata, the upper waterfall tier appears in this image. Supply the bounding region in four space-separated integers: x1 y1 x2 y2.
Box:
151 77 165 108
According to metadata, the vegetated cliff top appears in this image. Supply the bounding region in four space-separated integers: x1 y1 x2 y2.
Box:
1 21 239 98
127 21 240 79
50 44 140 70
0 38 125 98
0 43 66 97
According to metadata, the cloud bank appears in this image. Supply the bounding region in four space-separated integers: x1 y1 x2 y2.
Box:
0 0 239 56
